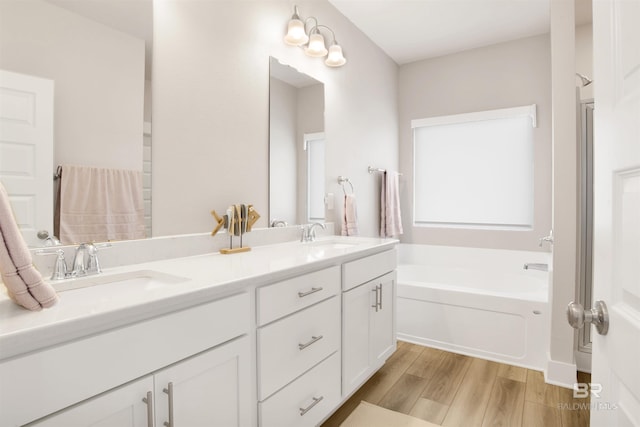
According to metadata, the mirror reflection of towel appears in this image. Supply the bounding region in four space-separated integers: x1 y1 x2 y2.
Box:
341 194 358 236
381 171 403 237
58 165 145 245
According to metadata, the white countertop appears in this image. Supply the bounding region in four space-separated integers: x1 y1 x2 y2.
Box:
0 236 397 360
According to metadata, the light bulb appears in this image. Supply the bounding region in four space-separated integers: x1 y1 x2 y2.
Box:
325 43 346 67
305 33 328 57
284 18 308 46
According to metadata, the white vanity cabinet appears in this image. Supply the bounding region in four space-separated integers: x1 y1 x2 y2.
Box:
256 266 342 427
1 292 251 427
342 249 397 396
29 336 251 427
28 377 154 427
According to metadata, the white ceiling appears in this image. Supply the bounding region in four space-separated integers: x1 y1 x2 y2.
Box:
44 0 593 72
328 0 593 65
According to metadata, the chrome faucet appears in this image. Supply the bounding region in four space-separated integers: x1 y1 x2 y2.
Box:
301 222 326 242
524 263 548 271
36 242 110 280
71 243 102 276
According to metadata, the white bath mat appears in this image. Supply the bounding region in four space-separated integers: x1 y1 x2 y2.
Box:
340 401 440 427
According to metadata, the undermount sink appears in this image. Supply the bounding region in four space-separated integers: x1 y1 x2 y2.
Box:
50 270 189 293
306 239 358 250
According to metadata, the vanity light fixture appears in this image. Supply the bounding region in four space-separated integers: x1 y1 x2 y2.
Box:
284 5 347 67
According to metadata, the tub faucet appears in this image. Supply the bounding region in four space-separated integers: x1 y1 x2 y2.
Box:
524 263 548 272
301 222 326 242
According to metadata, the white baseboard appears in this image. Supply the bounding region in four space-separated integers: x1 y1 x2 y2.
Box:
545 358 578 388
575 350 592 373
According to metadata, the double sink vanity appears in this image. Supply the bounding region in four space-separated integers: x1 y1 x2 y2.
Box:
0 235 398 427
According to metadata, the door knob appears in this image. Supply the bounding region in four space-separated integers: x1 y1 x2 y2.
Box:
567 300 609 335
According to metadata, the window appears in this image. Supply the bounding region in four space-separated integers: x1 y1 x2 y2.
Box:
413 105 536 230
305 132 325 222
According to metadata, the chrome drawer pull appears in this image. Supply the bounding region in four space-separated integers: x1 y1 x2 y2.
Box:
142 391 154 427
299 396 324 416
298 335 323 350
163 382 174 427
298 287 323 298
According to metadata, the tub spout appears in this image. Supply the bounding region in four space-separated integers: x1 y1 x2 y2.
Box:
524 263 548 272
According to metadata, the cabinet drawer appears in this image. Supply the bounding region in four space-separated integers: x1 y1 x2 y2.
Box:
257 266 340 325
259 352 341 427
343 248 397 291
258 296 340 400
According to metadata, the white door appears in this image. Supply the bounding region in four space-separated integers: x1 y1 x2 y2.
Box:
0 69 53 246
591 0 640 424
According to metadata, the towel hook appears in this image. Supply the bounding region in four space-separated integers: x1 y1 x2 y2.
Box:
337 176 354 196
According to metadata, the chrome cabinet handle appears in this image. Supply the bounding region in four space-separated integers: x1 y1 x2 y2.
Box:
298 335 323 350
142 391 154 427
163 382 174 427
378 284 383 310
371 287 379 312
298 287 323 298
299 396 324 416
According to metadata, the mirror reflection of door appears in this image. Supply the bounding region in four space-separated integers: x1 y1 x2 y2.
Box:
0 70 54 247
305 133 325 223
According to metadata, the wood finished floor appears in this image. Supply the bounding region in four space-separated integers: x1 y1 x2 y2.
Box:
321 342 591 427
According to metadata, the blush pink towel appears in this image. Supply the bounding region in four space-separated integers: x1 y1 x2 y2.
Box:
0 182 58 311
380 171 403 237
59 165 145 245
341 194 359 236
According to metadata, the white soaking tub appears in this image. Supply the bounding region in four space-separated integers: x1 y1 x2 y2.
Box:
397 244 550 370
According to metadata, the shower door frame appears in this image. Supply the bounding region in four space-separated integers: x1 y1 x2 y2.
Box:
578 98 595 356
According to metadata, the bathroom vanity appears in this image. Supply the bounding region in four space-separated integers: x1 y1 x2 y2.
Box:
0 236 397 426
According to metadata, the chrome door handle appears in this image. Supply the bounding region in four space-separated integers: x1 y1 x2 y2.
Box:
163 382 174 427
567 300 609 335
298 335 323 350
142 391 154 427
299 396 324 416
378 284 383 310
298 287 323 298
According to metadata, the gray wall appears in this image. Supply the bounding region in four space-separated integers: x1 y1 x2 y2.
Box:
152 0 398 236
399 34 552 252
0 0 145 172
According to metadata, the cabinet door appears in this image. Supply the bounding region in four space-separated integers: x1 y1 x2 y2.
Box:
29 377 154 427
370 271 396 368
342 271 397 397
342 280 375 395
154 335 251 427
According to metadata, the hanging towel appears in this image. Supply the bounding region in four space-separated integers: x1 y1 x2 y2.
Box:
380 171 403 237
0 182 58 311
58 165 145 245
341 194 359 236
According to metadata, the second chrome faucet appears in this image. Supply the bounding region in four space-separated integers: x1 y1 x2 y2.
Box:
300 223 326 242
